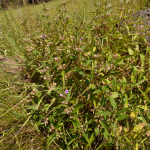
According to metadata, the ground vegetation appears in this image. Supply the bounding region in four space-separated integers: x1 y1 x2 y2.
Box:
0 0 150 149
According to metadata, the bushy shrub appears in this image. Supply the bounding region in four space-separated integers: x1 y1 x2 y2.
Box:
20 2 150 149
0 0 150 149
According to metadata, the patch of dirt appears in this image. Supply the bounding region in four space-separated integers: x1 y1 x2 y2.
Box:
132 8 150 42
133 8 150 24
0 55 21 73
0 55 32 84
0 55 23 80
117 8 150 43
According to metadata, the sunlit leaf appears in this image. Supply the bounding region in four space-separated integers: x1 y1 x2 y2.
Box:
62 70 65 88
84 52 91 56
128 48 134 55
133 123 146 132
125 25 130 36
140 54 145 68
93 47 96 52
110 92 119 99
130 112 136 118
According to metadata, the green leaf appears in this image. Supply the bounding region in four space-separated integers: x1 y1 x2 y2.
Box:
96 111 111 116
137 105 148 111
103 79 111 84
81 43 88 50
95 127 99 136
70 98 77 104
74 117 81 126
140 54 145 68
82 133 90 143
62 71 65 88
44 98 56 112
110 92 119 99
37 95 44 109
100 121 109 137
72 104 84 114
87 133 95 147
124 94 128 108
100 93 106 106
110 98 117 110
85 119 94 126
117 114 128 121
26 105 36 110
128 48 134 55
84 52 91 56
72 74 81 85
125 25 130 36
109 92 119 109
133 123 145 132
136 84 150 102
93 47 96 52
72 121 77 132
66 87 72 102
89 84 96 89
85 78 90 86
132 33 139 41
68 138 76 146
115 55 134 64
93 89 101 94
145 87 150 94
52 104 67 110
116 107 131 115
116 82 135 86
47 133 56 148
138 79 146 85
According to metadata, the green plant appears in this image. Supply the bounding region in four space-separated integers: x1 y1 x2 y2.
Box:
0 0 150 149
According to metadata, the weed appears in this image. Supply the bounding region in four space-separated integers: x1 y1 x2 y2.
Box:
0 0 150 149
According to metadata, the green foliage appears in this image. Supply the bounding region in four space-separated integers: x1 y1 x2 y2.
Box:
0 0 150 149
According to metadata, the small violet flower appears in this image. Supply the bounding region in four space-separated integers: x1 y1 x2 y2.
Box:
41 119 44 122
65 90 69 93
79 37 83 41
40 34 47 40
60 94 63 97
60 90 69 97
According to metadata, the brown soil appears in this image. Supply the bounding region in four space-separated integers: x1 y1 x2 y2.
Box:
0 55 22 80
117 8 150 43
132 8 150 42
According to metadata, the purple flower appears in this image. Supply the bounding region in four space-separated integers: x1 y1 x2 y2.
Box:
43 34 46 38
65 90 69 93
79 37 83 41
40 34 47 40
41 119 44 122
60 94 63 97
60 90 69 97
